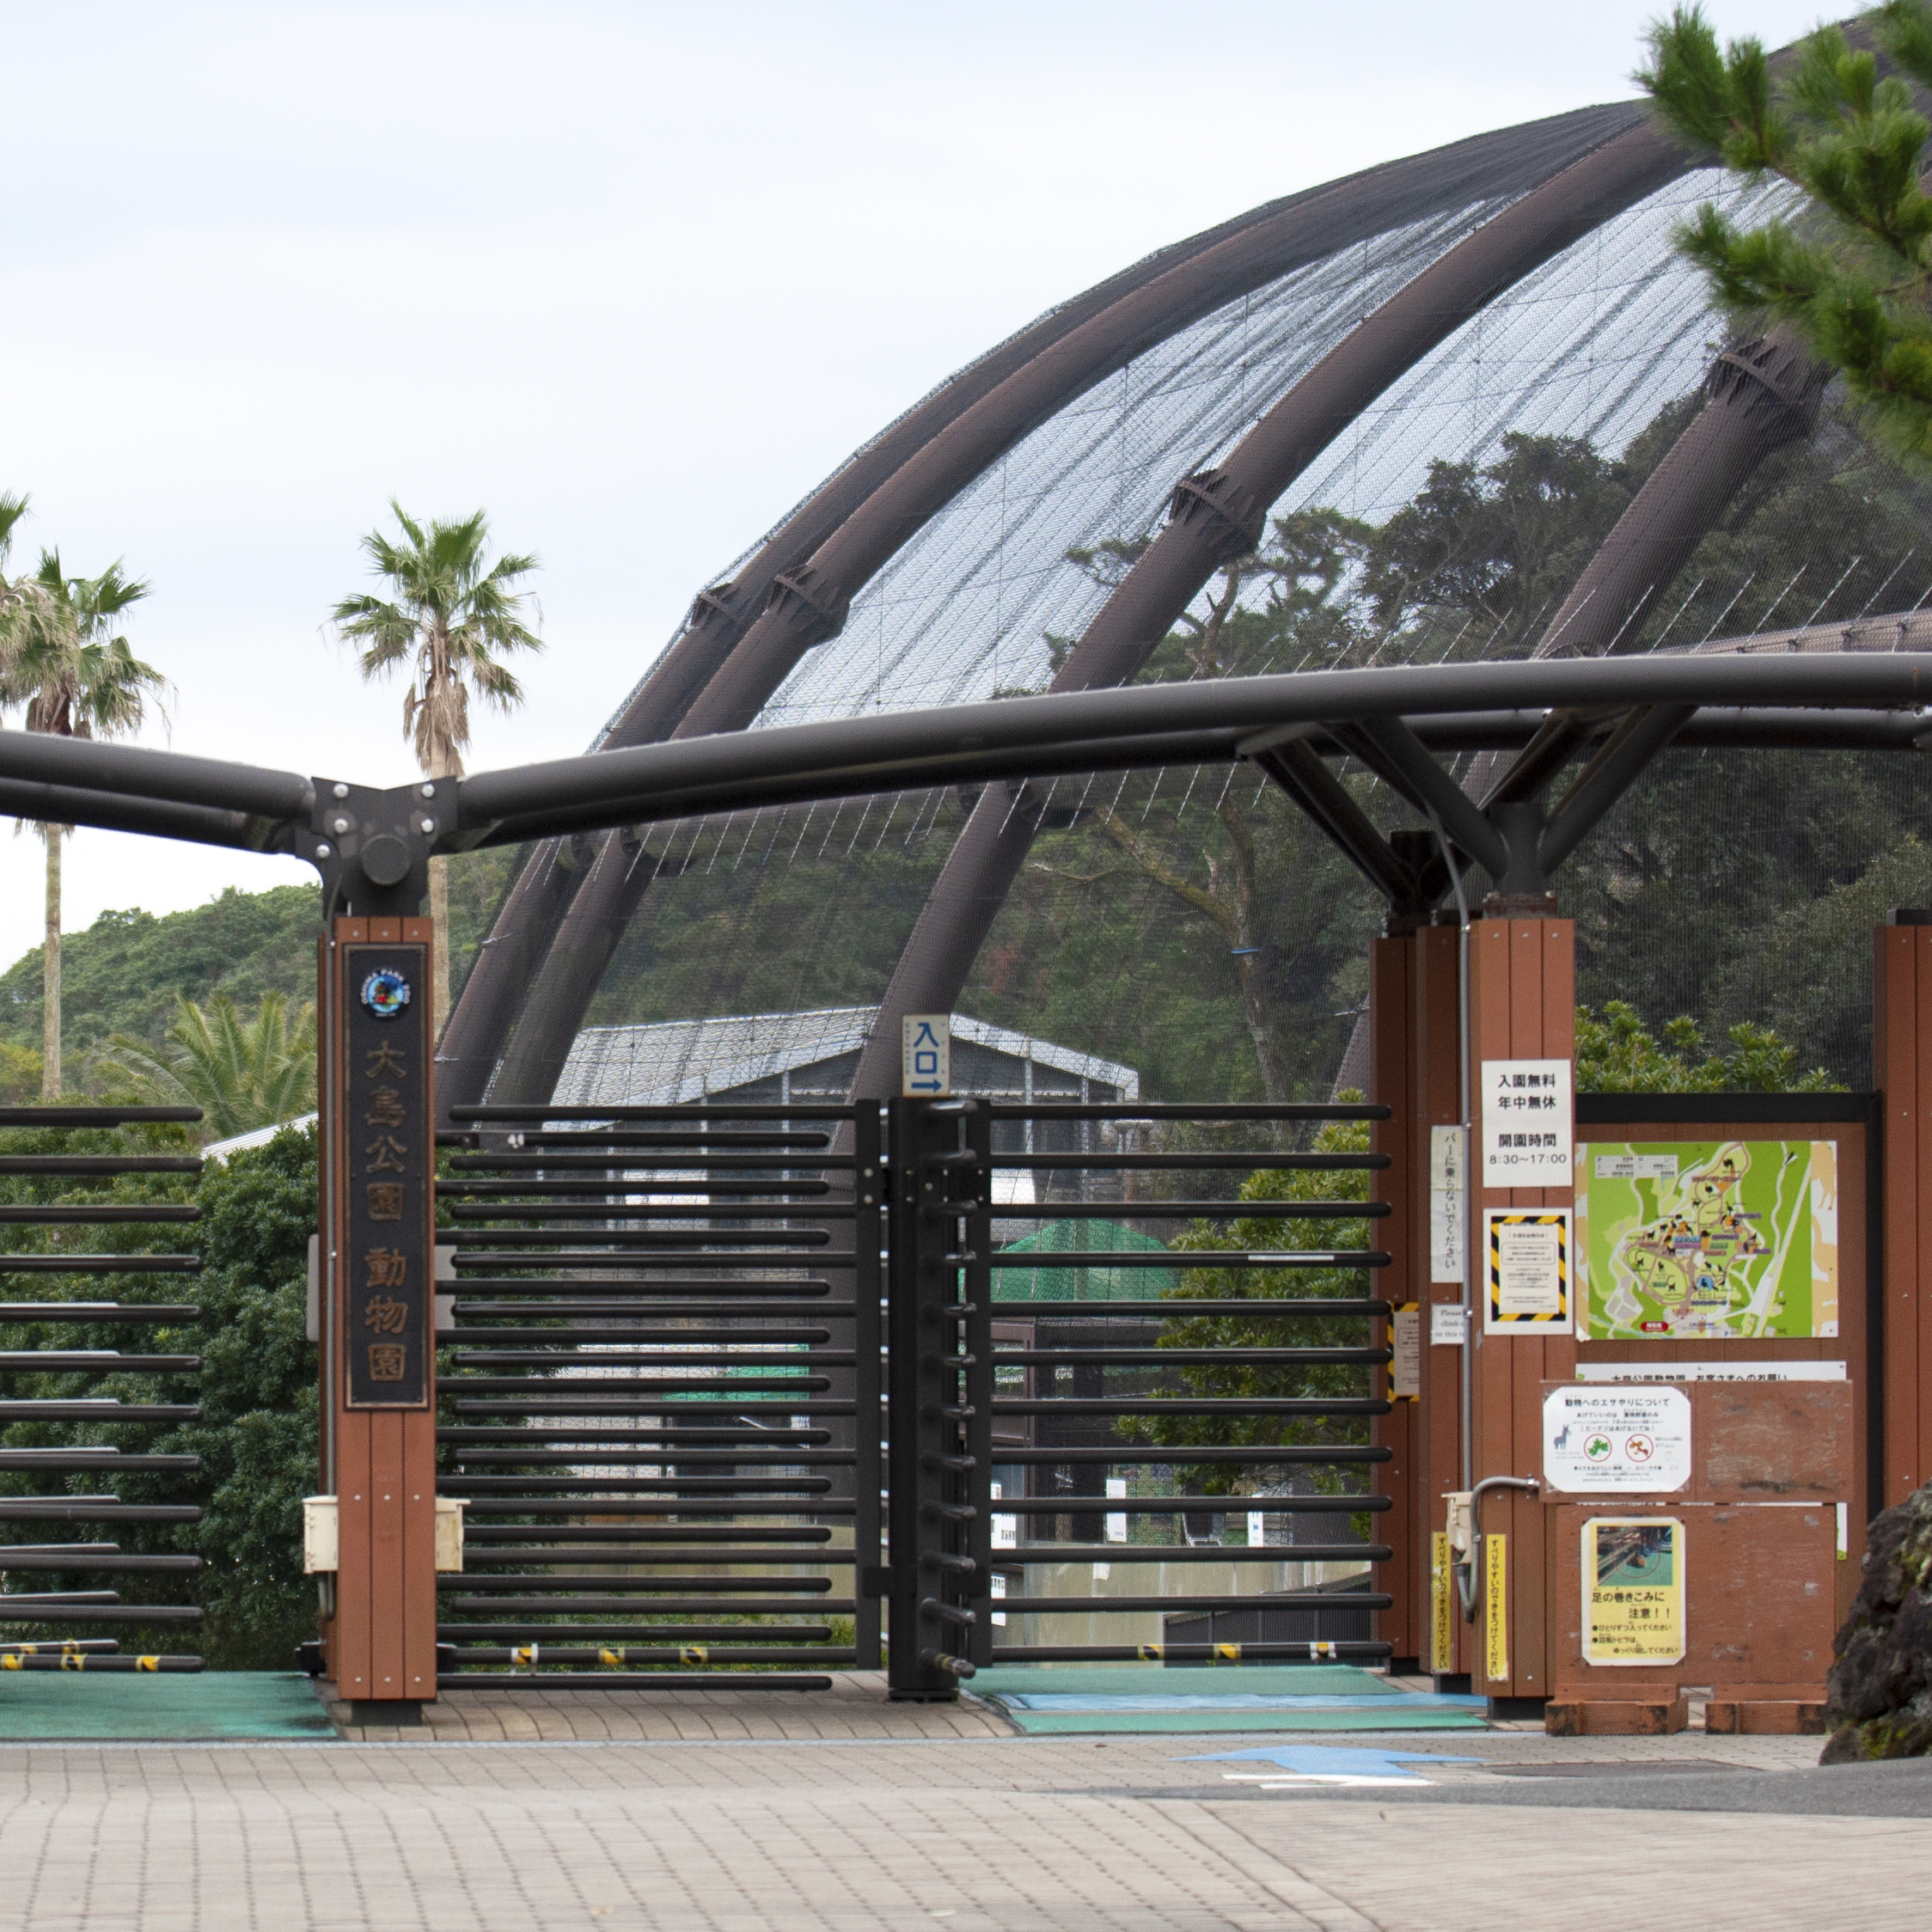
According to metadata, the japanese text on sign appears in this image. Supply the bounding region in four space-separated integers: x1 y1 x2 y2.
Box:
1481 1058 1572 1186
1583 1517 1685 1665
901 1013 951 1096
340 944 431 1408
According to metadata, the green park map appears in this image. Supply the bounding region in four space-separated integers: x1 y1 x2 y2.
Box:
1576 1140 1838 1342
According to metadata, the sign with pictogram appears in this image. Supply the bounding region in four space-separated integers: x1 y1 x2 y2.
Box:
1542 1385 1691 1493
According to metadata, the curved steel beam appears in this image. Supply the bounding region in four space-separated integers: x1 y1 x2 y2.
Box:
444 653 1932 844
470 103 1654 1112
844 113 1691 1104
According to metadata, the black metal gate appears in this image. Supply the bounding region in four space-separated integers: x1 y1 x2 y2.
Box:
436 1102 883 1688
0 1105 205 1672
433 1093 1390 1698
888 1096 1393 1697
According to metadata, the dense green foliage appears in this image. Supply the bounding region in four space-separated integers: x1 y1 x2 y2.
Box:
1642 3 1932 465
96 992 318 1139
1574 1000 1839 1092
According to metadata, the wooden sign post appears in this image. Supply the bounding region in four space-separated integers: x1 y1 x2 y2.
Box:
318 914 439 1719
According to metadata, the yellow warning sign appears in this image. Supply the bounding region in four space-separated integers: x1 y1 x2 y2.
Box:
1429 1531 1454 1672
1484 1533 1509 1683
1483 1208 1573 1334
1583 1516 1685 1666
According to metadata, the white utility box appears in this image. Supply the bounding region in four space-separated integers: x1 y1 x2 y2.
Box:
301 1495 466 1573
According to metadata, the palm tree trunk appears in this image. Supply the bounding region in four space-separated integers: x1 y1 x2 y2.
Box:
430 852 450 1042
41 828 60 1100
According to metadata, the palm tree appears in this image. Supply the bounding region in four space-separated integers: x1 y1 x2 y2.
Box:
0 550 164 1098
95 992 318 1141
333 504 541 1033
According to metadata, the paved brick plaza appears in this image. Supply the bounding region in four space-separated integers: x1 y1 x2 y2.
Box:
0 1681 1926 1930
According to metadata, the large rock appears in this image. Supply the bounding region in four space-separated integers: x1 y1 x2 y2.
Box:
1821 1483 1932 1762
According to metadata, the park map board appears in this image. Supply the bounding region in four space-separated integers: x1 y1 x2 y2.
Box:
1575 1140 1838 1342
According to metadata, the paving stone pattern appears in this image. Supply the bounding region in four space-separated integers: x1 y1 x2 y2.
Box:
0 1730 1924 1930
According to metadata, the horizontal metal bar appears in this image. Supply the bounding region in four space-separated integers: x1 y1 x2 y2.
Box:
451 1299 850 1317
0 1107 204 1128
446 1329 834 1346
992 1347 1390 1366
988 1250 1386 1269
436 1475 835 1493
0 1206 200 1224
987 1153 1389 1171
449 1153 857 1172
454 1500 851 1516
466 1524 833 1544
983 1104 1391 1121
992 1592 1391 1613
0 1603 203 1623
986 1299 1391 1318
985 1544 1389 1563
451 1254 858 1271
0 1305 200 1324
992 1397 1385 1415
449 1399 853 1416
0 1354 200 1373
449 1353 850 1369
0 730 312 821
445 1375 833 1393
990 1642 1391 1663
437 1597 856 1615
0 1502 201 1520
438 1180 833 1198
0 1653 203 1672
989 1201 1389 1221
435 1623 836 1642
441 1648 853 1666
462 1550 853 1568
997 1446 1390 1464
0 1403 199 1421
451 1230 836 1248
0 1159 201 1176
994 1495 1388 1514
451 1104 862 1122
0 1554 203 1573
0 1258 202 1275
440 1573 834 1593
448 1205 853 1223
0 1454 199 1473
437 1672 835 1690
437 1446 848 1464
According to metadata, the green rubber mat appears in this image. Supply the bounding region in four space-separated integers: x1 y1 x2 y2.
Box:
0 1672 337 1741
971 1665 1401 1698
973 1665 1489 1735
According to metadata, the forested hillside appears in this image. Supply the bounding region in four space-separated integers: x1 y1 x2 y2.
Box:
0 846 516 1099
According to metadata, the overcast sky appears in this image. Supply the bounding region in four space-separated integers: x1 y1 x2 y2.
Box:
0 0 1826 968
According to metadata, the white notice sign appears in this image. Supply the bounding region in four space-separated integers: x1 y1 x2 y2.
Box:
1430 1124 1467 1283
1430 1303 1468 1346
1482 1057 1572 1187
1543 1385 1691 1494
1391 1305 1421 1397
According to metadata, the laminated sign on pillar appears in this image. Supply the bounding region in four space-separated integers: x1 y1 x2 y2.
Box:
1481 1057 1572 1187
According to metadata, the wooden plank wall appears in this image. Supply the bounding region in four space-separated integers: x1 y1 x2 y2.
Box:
1876 925 1932 1508
1468 916 1575 1705
1368 936 1417 1663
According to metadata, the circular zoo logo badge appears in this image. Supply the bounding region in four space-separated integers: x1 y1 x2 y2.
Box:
360 969 412 1020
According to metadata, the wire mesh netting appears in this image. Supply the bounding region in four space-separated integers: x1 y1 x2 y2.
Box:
553 146 1932 1107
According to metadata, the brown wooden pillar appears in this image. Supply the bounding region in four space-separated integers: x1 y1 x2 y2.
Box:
1875 918 1932 1507
320 915 439 1714
1368 933 1418 1666
1467 914 1575 1708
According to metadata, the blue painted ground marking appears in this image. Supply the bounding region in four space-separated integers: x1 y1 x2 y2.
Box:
1178 1745 1484 1781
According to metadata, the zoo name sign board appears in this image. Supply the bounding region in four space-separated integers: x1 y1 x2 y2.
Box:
1481 1058 1572 1188
1543 1385 1690 1494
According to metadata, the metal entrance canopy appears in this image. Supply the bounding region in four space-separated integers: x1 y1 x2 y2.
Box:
0 651 1923 936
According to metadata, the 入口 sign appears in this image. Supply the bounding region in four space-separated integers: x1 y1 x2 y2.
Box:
901 1013 951 1096
1482 1057 1572 1186
1543 1385 1691 1493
